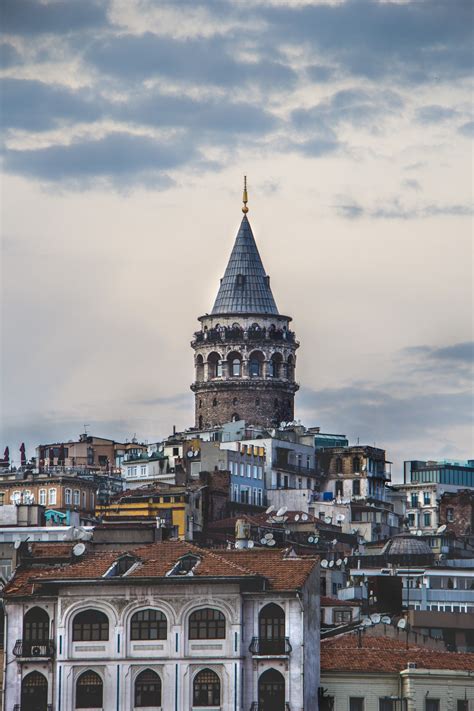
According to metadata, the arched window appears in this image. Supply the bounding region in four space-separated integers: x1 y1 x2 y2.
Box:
231 413 240 422
287 355 295 381
207 352 221 379
131 609 167 640
227 350 242 377
73 609 109 641
336 457 343 474
48 488 56 505
249 351 264 377
352 457 360 473
189 608 225 639
196 355 204 381
193 669 220 707
21 671 48 710
65 488 72 505
258 668 285 711
134 669 162 707
198 415 203 429
259 603 286 654
23 607 49 652
270 353 283 378
212 398 218 407
76 671 103 709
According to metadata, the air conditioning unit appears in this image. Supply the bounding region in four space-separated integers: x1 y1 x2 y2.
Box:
32 646 42 656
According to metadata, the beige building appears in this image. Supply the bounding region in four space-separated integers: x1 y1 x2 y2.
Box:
320 631 474 711
36 433 147 470
0 475 97 518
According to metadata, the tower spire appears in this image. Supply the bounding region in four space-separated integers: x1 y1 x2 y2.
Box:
242 175 249 214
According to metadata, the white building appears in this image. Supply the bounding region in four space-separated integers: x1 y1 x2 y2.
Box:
3 540 320 711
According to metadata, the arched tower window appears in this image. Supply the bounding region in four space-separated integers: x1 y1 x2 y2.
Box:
249 350 264 378
227 351 242 377
207 352 222 379
195 354 204 381
287 355 295 382
270 353 283 378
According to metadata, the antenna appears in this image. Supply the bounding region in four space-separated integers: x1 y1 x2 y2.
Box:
343 557 348 565
370 613 381 624
267 539 276 546
14 539 22 550
361 617 372 627
336 513 346 523
260 537 267 545
324 516 332 524
73 543 86 556
416 530 423 537
308 536 314 543
264 532 274 540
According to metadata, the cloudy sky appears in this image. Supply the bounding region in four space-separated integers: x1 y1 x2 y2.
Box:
1 0 473 477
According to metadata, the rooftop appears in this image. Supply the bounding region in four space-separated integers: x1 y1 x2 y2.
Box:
321 632 474 673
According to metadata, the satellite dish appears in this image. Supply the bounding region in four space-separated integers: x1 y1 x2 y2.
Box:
260 538 267 545
313 536 319 544
267 539 276 546
308 536 314 543
73 543 86 556
336 513 346 522
381 615 391 625
276 506 288 517
324 517 332 524
248 540 254 549
321 559 328 568
187 451 194 458
193 450 199 457
437 524 447 534
416 530 423 537
285 529 291 535
264 533 274 540
14 539 22 550
332 539 338 545
328 560 334 568
371 613 381 624
295 514 300 521
336 559 342 567
343 557 348 565
301 513 309 521
266 505 275 515
397 618 407 630
362 618 373 627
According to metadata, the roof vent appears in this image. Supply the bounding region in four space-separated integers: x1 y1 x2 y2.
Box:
167 553 201 576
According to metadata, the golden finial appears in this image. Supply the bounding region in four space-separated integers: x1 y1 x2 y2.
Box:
242 175 249 214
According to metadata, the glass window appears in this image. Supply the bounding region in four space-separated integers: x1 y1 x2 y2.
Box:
379 700 395 711
23 607 49 643
76 671 103 709
134 669 161 707
73 490 80 505
424 492 431 505
48 489 56 505
189 609 225 640
73 610 109 641
232 358 241 376
353 480 361 496
350 698 364 711
447 507 454 522
457 701 468 711
193 669 220 707
352 457 360 473
131 609 167 640
424 512 431 527
426 701 440 711
65 488 71 505
334 610 352 624
39 489 46 506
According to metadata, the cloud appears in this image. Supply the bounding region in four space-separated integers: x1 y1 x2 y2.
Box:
85 32 297 89
261 0 474 84
405 342 474 365
2 0 110 35
292 88 403 133
2 132 205 189
1 78 103 132
335 198 473 220
458 120 474 137
0 42 22 67
307 64 338 83
416 104 459 124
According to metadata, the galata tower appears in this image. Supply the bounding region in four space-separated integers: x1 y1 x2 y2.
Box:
191 179 299 429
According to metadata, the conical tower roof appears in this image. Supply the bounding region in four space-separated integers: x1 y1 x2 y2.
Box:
211 214 279 315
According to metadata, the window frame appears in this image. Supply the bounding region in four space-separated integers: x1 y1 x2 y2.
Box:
130 609 167 641
189 608 225 640
193 668 221 707
72 609 109 642
134 669 162 708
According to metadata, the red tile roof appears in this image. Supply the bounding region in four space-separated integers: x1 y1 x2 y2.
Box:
320 596 362 607
321 632 474 673
3 540 318 597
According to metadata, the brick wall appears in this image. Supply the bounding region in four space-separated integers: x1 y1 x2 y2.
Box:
439 489 474 536
194 382 295 428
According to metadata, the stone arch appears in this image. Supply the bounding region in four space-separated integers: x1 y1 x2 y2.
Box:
23 606 50 643
21 671 48 711
207 351 222 379
195 354 204 381
227 350 242 377
122 599 176 630
270 352 283 378
258 668 285 711
231 412 240 422
287 354 295 381
249 350 265 378
63 599 118 638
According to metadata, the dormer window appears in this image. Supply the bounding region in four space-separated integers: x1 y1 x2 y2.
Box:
103 554 139 578
236 274 245 288
167 553 201 576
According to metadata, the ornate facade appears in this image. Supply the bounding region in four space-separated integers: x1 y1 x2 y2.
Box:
191 184 299 429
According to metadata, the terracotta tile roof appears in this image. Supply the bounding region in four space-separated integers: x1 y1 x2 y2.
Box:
3 541 318 597
30 543 76 559
321 632 474 673
320 596 362 607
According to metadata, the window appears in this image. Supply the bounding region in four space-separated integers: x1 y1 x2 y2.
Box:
258 603 285 654
353 457 360 473
193 669 220 707
236 273 245 287
91 493 95 509
76 671 103 709
247 464 251 478
65 488 72 505
408 513 415 526
232 358 241 376
212 398 218 407
447 507 454 522
134 669 162 707
48 488 56 505
411 493 419 508
39 489 46 506
131 609 167 640
73 490 80 506
457 701 469 711
352 480 361 496
379 701 395 711
73 610 109 641
334 610 352 624
23 606 49 643
424 512 431 527
189 609 225 640
350 698 364 711
335 457 343 474
424 492 431 505
335 481 343 497
426 701 440 711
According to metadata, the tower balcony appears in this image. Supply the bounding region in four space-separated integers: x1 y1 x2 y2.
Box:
192 326 297 347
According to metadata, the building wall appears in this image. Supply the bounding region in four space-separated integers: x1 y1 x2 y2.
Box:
320 672 399 711
439 490 474 537
401 669 474 711
0 478 96 514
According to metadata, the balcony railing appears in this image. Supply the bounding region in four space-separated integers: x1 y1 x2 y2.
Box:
193 326 297 345
249 637 292 656
250 704 291 711
272 460 317 477
13 639 55 658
